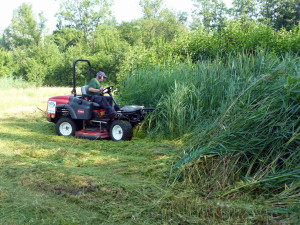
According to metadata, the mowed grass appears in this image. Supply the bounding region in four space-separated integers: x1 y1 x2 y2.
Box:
0 87 181 224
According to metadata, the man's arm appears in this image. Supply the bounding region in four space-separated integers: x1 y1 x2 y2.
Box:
88 87 104 93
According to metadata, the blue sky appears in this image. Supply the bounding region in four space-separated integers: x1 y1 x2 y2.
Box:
0 0 232 33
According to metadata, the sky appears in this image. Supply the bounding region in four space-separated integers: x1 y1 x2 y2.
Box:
0 0 232 33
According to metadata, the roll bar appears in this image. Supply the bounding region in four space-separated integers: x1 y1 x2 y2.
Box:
71 59 92 96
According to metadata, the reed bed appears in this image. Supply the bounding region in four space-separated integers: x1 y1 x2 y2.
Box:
119 51 300 218
120 51 285 137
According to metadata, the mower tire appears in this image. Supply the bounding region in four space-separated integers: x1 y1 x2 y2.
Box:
109 120 133 141
56 117 76 136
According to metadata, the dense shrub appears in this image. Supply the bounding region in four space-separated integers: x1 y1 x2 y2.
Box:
172 21 300 62
12 39 63 85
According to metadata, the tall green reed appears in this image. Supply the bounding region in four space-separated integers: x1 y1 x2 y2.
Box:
120 51 282 139
119 51 300 213
174 53 300 211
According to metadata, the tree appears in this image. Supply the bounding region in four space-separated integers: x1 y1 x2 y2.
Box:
191 0 228 30
117 11 187 48
231 0 258 21
139 0 188 25
139 0 164 19
117 0 188 48
176 11 189 25
89 25 130 82
259 0 300 30
2 3 45 50
117 22 143 46
56 0 114 41
52 28 85 52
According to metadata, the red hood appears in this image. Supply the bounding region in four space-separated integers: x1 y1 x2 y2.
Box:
48 95 70 105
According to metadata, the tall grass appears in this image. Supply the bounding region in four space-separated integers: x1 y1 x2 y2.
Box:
176 54 300 185
0 76 35 89
119 51 300 219
119 50 284 138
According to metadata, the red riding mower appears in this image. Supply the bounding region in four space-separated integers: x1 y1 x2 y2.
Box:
46 59 154 141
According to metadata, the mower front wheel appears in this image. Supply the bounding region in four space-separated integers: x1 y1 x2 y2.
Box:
109 120 133 141
56 117 76 136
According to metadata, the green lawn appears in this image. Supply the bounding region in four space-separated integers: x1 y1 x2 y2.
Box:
0 87 291 224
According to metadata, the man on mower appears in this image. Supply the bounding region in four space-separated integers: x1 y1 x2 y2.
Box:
87 71 121 118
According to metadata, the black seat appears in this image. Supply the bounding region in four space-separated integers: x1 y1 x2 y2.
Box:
81 85 89 95
81 85 101 108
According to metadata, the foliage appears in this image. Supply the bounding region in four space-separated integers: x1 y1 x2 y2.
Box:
191 0 300 31
258 0 300 31
1 1 300 86
231 0 258 20
0 48 15 77
139 0 164 19
179 20 300 61
116 38 185 84
89 25 130 83
191 0 228 30
118 13 187 47
12 38 63 85
2 3 45 50
52 28 85 52
56 0 114 41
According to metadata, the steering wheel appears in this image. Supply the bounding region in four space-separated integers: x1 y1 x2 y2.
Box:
102 86 114 94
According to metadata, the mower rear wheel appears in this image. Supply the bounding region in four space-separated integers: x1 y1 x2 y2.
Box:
56 117 76 136
109 120 133 141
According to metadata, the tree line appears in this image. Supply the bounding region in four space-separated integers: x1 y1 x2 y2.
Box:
0 0 299 86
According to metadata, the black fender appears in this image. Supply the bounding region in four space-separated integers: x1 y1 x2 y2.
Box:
56 104 77 119
56 98 93 120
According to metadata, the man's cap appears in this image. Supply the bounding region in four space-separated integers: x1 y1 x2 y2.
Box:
96 71 107 78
